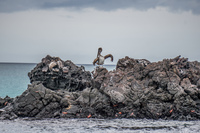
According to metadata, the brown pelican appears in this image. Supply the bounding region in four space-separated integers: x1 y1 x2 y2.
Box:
93 47 113 65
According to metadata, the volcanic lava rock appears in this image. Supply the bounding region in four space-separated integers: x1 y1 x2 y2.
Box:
1 55 200 120
0 82 71 119
28 55 92 91
0 96 13 109
120 56 200 120
91 56 200 120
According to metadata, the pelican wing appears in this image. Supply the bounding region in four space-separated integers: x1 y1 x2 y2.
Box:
93 58 99 65
104 54 113 62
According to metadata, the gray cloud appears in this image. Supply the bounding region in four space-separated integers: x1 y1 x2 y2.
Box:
0 0 200 14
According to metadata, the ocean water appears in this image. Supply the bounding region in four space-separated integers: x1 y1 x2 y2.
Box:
1 63 200 133
0 63 36 98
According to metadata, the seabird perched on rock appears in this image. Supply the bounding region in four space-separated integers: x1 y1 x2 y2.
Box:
93 47 113 65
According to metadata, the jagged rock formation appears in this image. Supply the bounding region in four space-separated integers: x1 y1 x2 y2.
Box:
0 96 13 109
93 56 200 120
1 55 200 120
28 55 92 91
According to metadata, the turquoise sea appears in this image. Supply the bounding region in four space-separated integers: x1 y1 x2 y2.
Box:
0 63 115 98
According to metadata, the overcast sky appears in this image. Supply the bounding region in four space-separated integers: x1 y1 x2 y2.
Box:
0 0 200 64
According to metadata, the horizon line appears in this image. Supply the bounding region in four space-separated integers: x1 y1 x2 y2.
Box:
0 62 116 65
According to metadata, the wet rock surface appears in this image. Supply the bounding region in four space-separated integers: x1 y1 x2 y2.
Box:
1 55 200 120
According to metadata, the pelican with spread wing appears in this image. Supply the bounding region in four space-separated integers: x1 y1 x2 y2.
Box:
93 47 113 65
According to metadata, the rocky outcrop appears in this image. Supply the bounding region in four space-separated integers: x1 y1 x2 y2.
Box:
1 55 200 120
28 55 92 91
94 56 200 120
0 96 13 109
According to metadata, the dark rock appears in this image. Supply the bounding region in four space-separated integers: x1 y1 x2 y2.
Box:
0 96 13 109
28 55 92 91
1 55 200 120
197 79 200 89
